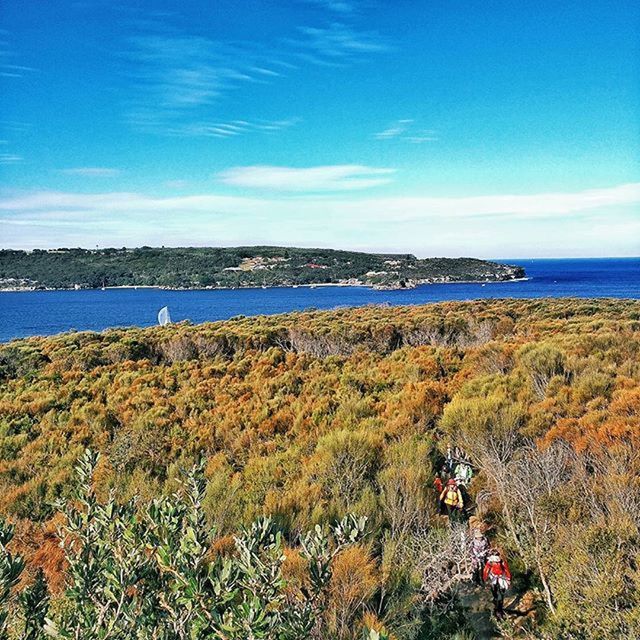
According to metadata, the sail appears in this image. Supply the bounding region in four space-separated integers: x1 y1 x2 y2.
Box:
157 306 171 326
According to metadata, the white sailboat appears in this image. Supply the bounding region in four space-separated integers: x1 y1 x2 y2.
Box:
157 306 172 326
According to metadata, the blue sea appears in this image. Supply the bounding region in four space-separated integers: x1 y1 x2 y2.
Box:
1 258 638 343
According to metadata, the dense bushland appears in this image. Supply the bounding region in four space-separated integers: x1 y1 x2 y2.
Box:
1 298 639 638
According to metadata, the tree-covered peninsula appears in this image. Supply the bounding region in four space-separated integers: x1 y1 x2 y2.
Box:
0 246 525 290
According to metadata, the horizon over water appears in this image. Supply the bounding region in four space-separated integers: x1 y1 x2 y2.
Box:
1 257 638 343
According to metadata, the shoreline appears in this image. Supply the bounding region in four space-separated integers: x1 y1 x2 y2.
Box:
0 276 531 293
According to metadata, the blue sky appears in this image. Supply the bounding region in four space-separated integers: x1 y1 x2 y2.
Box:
1 0 639 257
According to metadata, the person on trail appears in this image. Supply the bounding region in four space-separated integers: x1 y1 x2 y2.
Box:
483 549 511 619
453 459 473 513
434 465 450 492
440 478 464 520
434 466 449 514
433 473 444 495
454 459 473 487
471 529 489 585
445 446 454 474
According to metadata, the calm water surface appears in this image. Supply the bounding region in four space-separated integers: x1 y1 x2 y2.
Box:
1 258 638 342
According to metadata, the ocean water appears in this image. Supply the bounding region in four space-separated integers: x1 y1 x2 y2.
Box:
0 258 638 343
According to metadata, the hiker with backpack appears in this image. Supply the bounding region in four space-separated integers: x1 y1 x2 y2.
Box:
471 528 489 585
454 458 473 487
433 470 444 495
445 446 454 474
483 549 511 619
433 466 450 514
439 478 464 521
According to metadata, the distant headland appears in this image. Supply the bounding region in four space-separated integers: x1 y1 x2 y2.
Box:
0 246 525 291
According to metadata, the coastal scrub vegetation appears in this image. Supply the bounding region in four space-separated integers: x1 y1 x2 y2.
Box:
1 298 639 638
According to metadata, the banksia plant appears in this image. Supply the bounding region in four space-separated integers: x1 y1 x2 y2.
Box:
0 519 25 640
19 569 49 640
0 519 49 640
40 450 367 640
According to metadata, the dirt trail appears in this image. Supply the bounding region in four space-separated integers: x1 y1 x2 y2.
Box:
458 582 499 639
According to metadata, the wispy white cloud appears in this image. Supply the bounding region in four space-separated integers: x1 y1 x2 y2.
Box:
123 30 290 133
250 66 281 77
216 164 395 191
122 7 389 135
255 118 300 132
0 120 30 133
0 31 37 78
124 36 229 115
0 64 37 78
405 130 438 144
374 120 438 143
0 134 23 165
292 22 390 65
3 183 637 219
166 118 300 139
305 0 354 13
61 167 122 177
374 119 413 139
0 153 22 164
2 184 638 256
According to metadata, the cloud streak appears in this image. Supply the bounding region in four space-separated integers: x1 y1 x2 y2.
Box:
374 120 438 143
61 167 122 177
165 118 300 139
0 153 22 164
2 183 638 256
216 164 395 191
405 131 438 144
0 31 37 78
291 22 390 65
122 29 293 134
374 119 413 139
122 7 389 135
305 0 355 14
2 183 637 219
